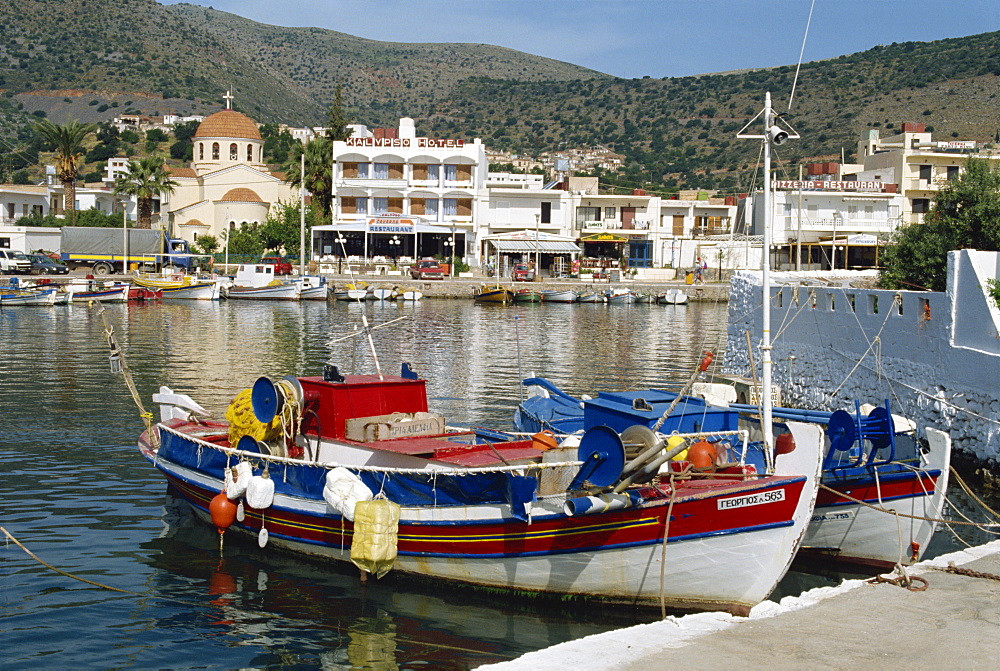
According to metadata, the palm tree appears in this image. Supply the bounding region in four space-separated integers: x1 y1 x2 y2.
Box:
283 137 333 217
32 118 97 224
113 155 178 229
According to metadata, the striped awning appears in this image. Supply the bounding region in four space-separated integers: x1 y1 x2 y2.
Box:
488 239 581 253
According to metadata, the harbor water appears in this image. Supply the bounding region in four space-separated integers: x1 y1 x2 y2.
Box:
0 297 990 669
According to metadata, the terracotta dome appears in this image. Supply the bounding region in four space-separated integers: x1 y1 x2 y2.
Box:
183 219 206 227
194 109 262 140
220 188 264 203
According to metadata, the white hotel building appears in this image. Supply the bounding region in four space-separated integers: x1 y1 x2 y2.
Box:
321 118 737 275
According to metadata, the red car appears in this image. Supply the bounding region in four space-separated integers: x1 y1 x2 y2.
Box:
409 260 445 280
512 263 536 281
262 256 293 275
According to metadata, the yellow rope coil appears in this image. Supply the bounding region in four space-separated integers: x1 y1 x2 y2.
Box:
225 388 282 447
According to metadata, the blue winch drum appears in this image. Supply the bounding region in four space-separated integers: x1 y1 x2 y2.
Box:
251 376 282 424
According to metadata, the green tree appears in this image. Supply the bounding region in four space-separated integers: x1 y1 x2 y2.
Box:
881 158 1000 291
31 118 97 224
74 207 123 228
325 84 352 142
113 155 178 229
223 224 264 257
193 234 219 254
282 139 333 218
259 201 324 257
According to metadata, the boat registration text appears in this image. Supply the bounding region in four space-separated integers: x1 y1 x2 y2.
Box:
718 488 785 510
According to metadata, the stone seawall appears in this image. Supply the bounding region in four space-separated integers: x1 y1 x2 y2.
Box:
722 251 1000 463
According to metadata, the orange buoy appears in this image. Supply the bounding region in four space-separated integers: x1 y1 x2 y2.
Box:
210 491 238 533
688 441 717 470
531 431 558 451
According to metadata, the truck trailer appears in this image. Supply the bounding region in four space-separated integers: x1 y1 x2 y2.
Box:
59 227 193 274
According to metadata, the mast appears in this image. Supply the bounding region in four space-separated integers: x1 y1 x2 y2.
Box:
761 92 775 453
737 92 796 459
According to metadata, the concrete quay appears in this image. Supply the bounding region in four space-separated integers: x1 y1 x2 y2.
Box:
480 540 1000 670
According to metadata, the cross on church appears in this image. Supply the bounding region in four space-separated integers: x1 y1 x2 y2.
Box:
223 90 234 109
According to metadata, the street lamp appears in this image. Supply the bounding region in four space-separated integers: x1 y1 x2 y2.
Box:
335 233 347 274
534 213 541 278
444 236 455 277
389 235 401 265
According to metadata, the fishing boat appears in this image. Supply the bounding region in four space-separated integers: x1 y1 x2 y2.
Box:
633 293 656 304
658 288 688 305
577 291 605 304
371 286 398 301
473 283 513 303
132 271 223 300
132 359 823 616
295 276 330 301
334 282 369 301
512 288 542 303
64 278 129 303
540 289 578 303
225 264 300 301
513 377 950 569
399 287 423 301
0 285 57 306
605 289 636 305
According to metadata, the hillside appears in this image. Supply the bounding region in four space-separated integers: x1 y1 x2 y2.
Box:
1 0 998 193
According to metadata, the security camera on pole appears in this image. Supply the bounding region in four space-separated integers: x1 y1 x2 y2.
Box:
737 92 798 456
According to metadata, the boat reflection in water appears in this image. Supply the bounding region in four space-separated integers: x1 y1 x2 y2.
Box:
146 494 625 668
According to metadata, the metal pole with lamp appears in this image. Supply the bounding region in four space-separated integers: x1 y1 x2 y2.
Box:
122 199 128 275
335 233 346 274
444 236 454 277
534 213 540 278
299 152 306 277
389 235 400 266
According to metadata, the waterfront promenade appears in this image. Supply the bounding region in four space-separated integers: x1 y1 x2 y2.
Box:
481 540 1000 669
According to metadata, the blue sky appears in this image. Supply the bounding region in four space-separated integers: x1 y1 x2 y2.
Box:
164 0 1000 79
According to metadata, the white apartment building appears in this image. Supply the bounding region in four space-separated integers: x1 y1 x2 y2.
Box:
851 123 1000 224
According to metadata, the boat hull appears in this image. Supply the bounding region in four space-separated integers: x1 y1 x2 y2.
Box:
226 284 300 300
141 419 822 615
0 289 57 306
540 290 578 303
474 287 512 303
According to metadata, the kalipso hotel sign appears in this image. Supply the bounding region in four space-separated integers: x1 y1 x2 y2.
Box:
346 137 465 148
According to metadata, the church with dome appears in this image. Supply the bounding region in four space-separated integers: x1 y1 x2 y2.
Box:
163 96 296 246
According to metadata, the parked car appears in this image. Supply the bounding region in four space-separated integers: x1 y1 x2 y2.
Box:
0 250 32 275
261 256 293 275
28 253 70 275
512 263 536 282
409 259 445 280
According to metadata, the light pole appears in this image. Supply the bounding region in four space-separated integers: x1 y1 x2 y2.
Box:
121 198 128 275
389 235 401 266
534 213 541 278
444 236 454 277
335 233 347 274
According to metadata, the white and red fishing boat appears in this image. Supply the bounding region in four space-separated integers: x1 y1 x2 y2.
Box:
224 263 300 300
135 360 823 616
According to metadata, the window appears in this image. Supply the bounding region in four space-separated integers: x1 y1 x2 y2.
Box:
425 199 439 219
356 197 369 214
212 143 220 160
947 166 959 181
912 198 930 214
357 163 370 178
373 163 389 179
199 143 204 160
373 197 388 214
443 199 458 216
229 143 238 160
541 201 552 224
919 164 932 182
576 206 600 227
5 203 13 219
341 197 357 214
247 144 253 162
604 207 616 220
444 164 457 181
427 165 440 182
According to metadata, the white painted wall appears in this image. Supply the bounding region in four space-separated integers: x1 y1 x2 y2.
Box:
723 251 1000 463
